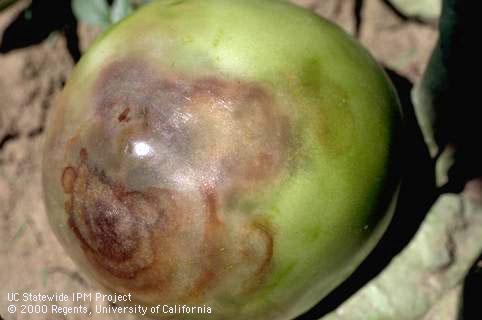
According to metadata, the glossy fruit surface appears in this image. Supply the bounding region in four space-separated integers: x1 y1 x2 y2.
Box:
43 0 401 319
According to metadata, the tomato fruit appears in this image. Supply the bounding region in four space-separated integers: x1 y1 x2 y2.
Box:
43 0 401 319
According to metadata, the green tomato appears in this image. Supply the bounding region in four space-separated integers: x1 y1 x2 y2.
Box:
43 0 401 319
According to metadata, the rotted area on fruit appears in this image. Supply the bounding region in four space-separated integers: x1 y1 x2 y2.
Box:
50 57 296 302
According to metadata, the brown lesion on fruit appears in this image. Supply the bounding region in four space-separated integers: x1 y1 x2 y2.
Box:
90 58 294 188
60 57 294 301
117 107 130 123
62 150 275 300
243 222 274 291
61 167 77 194
187 185 226 298
62 148 162 279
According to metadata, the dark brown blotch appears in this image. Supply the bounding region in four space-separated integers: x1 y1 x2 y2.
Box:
61 166 77 194
118 107 130 123
86 199 138 262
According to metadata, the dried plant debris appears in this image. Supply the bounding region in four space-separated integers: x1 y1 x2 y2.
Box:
388 0 441 22
321 194 482 320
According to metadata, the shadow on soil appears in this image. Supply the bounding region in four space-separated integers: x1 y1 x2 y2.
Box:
0 0 80 62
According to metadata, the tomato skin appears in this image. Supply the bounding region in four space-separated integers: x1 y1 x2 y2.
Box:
43 1 401 319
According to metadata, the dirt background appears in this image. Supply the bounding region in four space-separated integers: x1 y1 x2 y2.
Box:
0 1 439 319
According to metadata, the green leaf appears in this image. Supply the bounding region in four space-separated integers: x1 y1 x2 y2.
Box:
72 0 110 29
111 0 133 23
